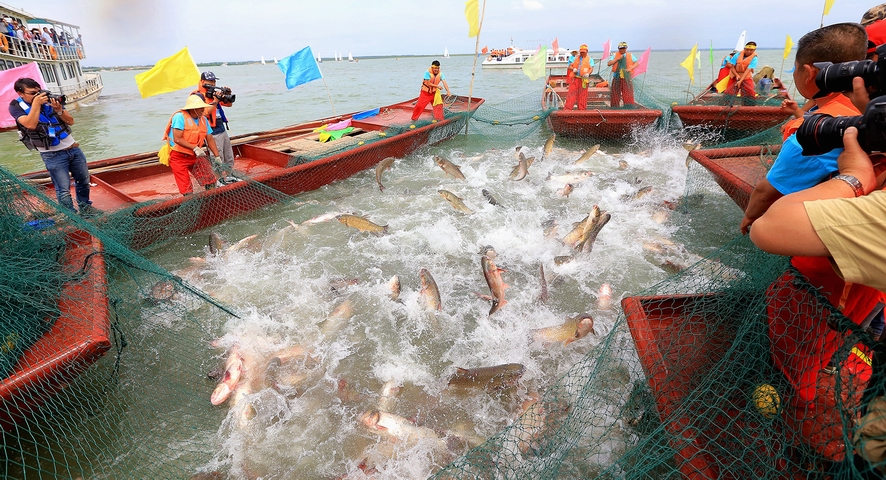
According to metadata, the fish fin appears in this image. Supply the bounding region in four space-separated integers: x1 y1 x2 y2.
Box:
456 367 470 375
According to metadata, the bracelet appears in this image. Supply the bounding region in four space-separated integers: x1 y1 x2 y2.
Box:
832 174 864 198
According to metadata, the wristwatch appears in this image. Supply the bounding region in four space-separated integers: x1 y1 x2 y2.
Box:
833 174 864 197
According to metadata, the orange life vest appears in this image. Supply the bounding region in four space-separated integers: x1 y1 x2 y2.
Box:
421 68 442 93
610 51 635 75
567 55 592 80
782 93 860 140
733 51 756 74
163 110 208 156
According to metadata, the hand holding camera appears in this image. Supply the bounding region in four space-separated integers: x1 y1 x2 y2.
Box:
203 84 236 104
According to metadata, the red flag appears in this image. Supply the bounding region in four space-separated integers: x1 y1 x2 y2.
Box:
602 39 611 61
482 46 489 54
632 47 651 78
552 37 559 54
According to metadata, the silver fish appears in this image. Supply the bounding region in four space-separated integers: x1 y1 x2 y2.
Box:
438 189 473 214
419 267 442 311
375 156 395 191
434 156 466 180
482 189 503 207
541 133 556 161
573 144 600 164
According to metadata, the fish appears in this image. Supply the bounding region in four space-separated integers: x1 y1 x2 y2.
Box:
651 208 670 224
150 279 176 302
320 297 356 335
329 277 359 295
300 211 342 226
541 218 559 239
387 275 401 301
514 146 524 157
434 155 466 180
210 347 244 405
537 262 549 304
477 245 497 260
336 214 388 235
227 234 260 253
481 255 509 315
209 232 225 255
554 255 574 266
573 144 601 164
557 183 574 198
447 363 525 391
375 156 396 191
514 394 571 454
419 267 442 311
360 410 442 443
546 170 594 184
482 189 503 207
597 284 613 310
541 133 556 161
378 380 401 412
618 160 629 170
622 185 653 202
562 207 600 247
438 189 473 214
531 313 596 345
577 212 611 253
509 153 530 181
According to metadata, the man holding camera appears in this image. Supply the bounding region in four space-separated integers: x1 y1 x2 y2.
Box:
8 77 100 217
192 71 237 184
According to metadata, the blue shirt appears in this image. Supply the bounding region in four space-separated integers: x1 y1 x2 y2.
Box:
168 112 211 148
728 54 758 71
423 71 446 81
766 133 841 195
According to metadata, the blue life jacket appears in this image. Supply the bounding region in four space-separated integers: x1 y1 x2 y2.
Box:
14 97 71 150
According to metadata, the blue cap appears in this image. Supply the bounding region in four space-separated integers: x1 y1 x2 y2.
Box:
201 71 218 81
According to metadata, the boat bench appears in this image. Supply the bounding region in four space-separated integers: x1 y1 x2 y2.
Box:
283 130 380 166
263 128 366 154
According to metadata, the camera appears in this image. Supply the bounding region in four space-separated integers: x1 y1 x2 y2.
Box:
812 44 886 99
796 95 886 156
203 84 236 104
37 90 66 105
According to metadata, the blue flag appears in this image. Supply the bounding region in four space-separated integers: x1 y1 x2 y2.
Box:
279 46 322 89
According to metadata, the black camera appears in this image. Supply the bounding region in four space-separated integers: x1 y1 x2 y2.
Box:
796 95 886 156
203 84 236 104
37 89 66 105
813 44 886 99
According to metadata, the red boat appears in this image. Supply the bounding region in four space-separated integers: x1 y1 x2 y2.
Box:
19 96 483 250
0 229 111 431
687 144 775 210
671 91 791 134
542 74 662 139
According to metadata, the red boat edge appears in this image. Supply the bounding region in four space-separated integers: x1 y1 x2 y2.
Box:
0 229 111 431
688 145 776 211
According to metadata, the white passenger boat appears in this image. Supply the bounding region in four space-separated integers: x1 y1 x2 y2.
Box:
481 46 572 69
0 4 103 112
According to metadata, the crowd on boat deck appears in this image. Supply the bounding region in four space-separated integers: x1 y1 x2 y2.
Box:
1 15 81 60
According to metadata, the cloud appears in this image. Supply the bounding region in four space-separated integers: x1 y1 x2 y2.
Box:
522 0 544 10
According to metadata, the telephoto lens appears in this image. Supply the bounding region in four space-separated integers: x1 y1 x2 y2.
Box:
797 95 886 155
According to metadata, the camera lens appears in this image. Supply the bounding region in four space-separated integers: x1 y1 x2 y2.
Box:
796 113 865 156
815 60 879 97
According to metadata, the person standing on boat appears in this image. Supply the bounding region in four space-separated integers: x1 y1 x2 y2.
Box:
163 95 221 196
564 44 594 110
411 60 451 122
9 78 101 217
726 42 759 103
710 51 739 92
607 42 637 107
192 71 238 184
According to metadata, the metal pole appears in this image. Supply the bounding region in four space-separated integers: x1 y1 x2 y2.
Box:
466 0 487 134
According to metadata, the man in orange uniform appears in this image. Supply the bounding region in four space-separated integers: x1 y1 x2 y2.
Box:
163 95 221 195
607 42 637 107
411 60 451 122
727 42 759 103
564 44 594 110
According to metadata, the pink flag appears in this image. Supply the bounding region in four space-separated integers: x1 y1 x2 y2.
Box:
552 37 559 54
602 39 611 61
535 44 541 54
632 47 652 78
0 62 45 129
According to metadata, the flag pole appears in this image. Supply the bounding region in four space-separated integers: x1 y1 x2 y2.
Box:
820 0 827 28
466 0 487 135
322 76 336 116
710 40 714 82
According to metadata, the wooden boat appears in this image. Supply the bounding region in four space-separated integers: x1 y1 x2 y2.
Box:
543 74 662 139
687 145 777 210
0 228 111 431
671 91 791 134
19 96 483 249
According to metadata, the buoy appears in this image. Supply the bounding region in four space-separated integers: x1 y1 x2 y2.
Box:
752 384 780 418
431 120 437 123
493 120 500 125
378 132 387 137
410 125 416 129
533 115 540 121
358 141 364 146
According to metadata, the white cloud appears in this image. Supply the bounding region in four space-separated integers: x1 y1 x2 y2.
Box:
523 0 544 10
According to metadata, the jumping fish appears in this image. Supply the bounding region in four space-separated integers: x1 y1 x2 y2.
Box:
227 234 260 253
210 347 244 405
597 283 613 310
510 153 530 181
541 133 556 161
577 212 611 253
387 275 401 301
320 297 356 335
482 189 503 207
336 214 388 235
537 262 549 304
419 267 442 311
477 244 497 260
208 232 259 256
515 394 571 454
447 363 525 391
375 156 396 191
618 160 629 170
378 380 401 412
622 185 653 202
554 255 574 265
531 313 596 345
563 206 600 247
360 410 442 443
300 211 342 226
209 232 225 255
150 279 176 302
573 144 601 164
557 183 574 198
546 170 594 184
438 189 473 214
434 156 466 180
481 254 509 315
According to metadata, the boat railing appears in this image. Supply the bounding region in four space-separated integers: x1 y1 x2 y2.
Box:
2 36 84 62
47 72 102 100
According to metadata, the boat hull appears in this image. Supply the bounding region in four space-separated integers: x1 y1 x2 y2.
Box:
671 105 791 133
688 145 776 210
0 229 111 431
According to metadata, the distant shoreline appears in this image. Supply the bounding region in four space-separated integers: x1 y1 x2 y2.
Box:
82 48 790 71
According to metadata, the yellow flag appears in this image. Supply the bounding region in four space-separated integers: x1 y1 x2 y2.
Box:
823 0 835 16
783 35 793 60
134 47 200 99
680 44 698 84
522 46 547 81
433 89 443 106
715 76 730 93
465 0 480 38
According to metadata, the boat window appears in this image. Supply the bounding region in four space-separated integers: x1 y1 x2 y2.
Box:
66 62 75 78
14 61 22 67
59 63 67 80
76 63 82 76
0 61 6 71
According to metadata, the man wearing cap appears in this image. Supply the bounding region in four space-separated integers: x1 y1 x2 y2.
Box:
564 44 595 110
607 42 637 107
163 95 221 195
727 42 759 103
192 71 237 183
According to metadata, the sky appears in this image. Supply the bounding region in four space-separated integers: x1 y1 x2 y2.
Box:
15 0 874 67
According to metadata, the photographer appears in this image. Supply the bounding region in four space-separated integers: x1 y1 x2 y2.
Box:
8 77 100 217
192 71 237 184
